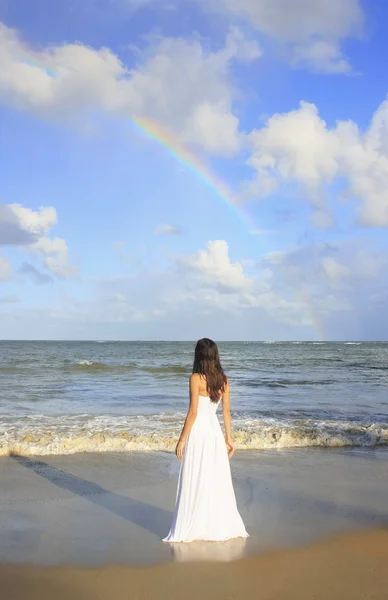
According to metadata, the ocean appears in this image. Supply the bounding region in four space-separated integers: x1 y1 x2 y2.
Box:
0 340 387 456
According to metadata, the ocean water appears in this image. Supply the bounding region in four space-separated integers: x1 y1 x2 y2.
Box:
0 341 387 456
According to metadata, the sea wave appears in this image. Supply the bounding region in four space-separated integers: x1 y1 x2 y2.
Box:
243 378 334 388
64 360 137 373
0 360 191 375
0 414 387 457
3 355 379 376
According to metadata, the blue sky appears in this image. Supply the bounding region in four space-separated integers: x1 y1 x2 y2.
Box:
0 0 387 340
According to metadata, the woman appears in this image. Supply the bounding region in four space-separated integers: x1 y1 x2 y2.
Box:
163 338 248 543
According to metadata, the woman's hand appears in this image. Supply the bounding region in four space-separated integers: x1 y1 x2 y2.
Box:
226 441 235 459
175 439 186 460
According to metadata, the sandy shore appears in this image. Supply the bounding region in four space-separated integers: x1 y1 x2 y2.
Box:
1 448 387 598
1 448 388 566
1 528 388 600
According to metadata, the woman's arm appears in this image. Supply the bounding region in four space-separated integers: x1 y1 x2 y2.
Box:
222 379 235 459
175 374 200 460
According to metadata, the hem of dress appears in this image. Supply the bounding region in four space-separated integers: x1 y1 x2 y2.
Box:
162 532 249 544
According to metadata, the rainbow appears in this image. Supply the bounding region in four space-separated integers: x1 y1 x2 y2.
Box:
18 54 327 340
18 54 256 232
132 116 256 232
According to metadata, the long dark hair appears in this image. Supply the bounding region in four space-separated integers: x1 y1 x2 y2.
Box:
192 338 227 402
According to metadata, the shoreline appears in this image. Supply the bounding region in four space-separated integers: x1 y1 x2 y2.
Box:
1 416 387 456
1 528 387 600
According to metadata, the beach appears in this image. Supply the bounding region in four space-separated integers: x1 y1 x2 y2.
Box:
1 448 388 598
1 448 388 563
1 341 387 596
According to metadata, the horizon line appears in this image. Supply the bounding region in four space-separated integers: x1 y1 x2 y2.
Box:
0 339 386 343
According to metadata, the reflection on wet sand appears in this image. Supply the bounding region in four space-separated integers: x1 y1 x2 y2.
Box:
168 536 248 562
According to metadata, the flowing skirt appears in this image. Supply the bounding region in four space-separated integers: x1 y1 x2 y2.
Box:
163 412 249 543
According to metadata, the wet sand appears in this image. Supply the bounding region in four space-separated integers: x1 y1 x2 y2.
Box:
1 449 387 598
0 448 387 567
1 528 388 600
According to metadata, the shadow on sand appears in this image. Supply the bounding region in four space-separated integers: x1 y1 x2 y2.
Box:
11 454 172 540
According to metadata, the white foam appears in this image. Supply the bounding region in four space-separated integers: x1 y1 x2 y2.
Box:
0 414 386 457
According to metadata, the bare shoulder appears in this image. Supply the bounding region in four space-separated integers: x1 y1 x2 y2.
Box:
221 376 230 398
190 373 201 385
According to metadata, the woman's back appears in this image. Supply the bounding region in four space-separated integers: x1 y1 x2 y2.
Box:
196 394 220 415
163 339 248 544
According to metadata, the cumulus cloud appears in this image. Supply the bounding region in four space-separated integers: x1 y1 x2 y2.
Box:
154 223 182 235
0 203 76 280
7 204 57 236
4 237 387 339
0 204 56 245
176 240 252 292
109 0 364 73
31 237 77 279
168 239 317 326
0 22 260 156
262 239 388 336
204 0 363 73
245 99 388 227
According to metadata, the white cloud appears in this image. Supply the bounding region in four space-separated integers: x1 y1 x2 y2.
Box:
207 0 363 73
247 102 340 198
169 239 317 326
8 204 57 236
262 240 387 335
344 99 388 227
0 23 260 156
245 98 388 227
0 203 56 245
176 240 252 292
4 237 387 339
125 29 260 155
154 223 182 235
0 203 76 279
31 236 77 279
109 0 363 74
224 25 263 62
291 39 352 74
181 102 240 156
322 257 350 281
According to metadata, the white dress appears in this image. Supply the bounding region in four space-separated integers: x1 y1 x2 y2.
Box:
163 395 249 543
